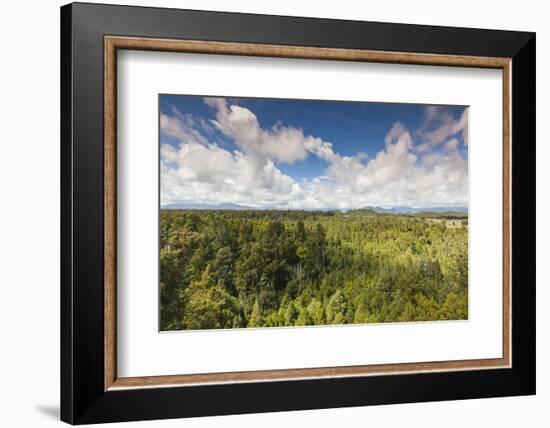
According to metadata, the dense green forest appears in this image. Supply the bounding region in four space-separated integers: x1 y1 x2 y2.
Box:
160 209 468 331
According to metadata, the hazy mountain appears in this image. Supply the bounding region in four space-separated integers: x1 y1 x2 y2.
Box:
364 206 468 214
162 203 467 214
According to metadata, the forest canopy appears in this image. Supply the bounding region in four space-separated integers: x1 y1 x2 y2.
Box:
160 209 468 331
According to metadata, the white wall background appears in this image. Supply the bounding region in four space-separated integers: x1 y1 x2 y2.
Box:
0 0 546 427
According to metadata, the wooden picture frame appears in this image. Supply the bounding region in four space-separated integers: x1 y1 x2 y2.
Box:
61 2 535 424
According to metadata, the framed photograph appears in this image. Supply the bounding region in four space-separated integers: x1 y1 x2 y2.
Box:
61 2 535 424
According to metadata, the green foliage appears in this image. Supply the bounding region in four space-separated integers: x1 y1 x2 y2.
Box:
160 209 468 330
181 266 243 330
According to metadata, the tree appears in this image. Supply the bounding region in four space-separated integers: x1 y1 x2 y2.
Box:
211 246 235 291
284 301 298 325
248 299 263 327
439 292 467 320
400 301 416 322
308 298 325 325
295 303 312 326
182 267 241 330
296 220 306 242
326 290 347 324
160 209 469 330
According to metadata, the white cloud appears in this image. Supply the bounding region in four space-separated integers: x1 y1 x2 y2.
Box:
445 138 460 152
415 106 468 152
160 111 209 146
160 99 468 209
205 97 318 164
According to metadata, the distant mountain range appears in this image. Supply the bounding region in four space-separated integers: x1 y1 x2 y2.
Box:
362 206 468 214
162 202 467 214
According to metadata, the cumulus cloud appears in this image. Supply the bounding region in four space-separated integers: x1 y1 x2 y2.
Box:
445 138 460 152
160 110 209 146
160 98 468 209
415 106 468 153
205 97 323 165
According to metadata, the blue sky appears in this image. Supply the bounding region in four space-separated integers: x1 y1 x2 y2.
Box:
159 95 468 210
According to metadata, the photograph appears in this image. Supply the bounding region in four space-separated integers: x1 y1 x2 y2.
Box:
52 0 540 428
54 2 536 424
159 95 469 331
